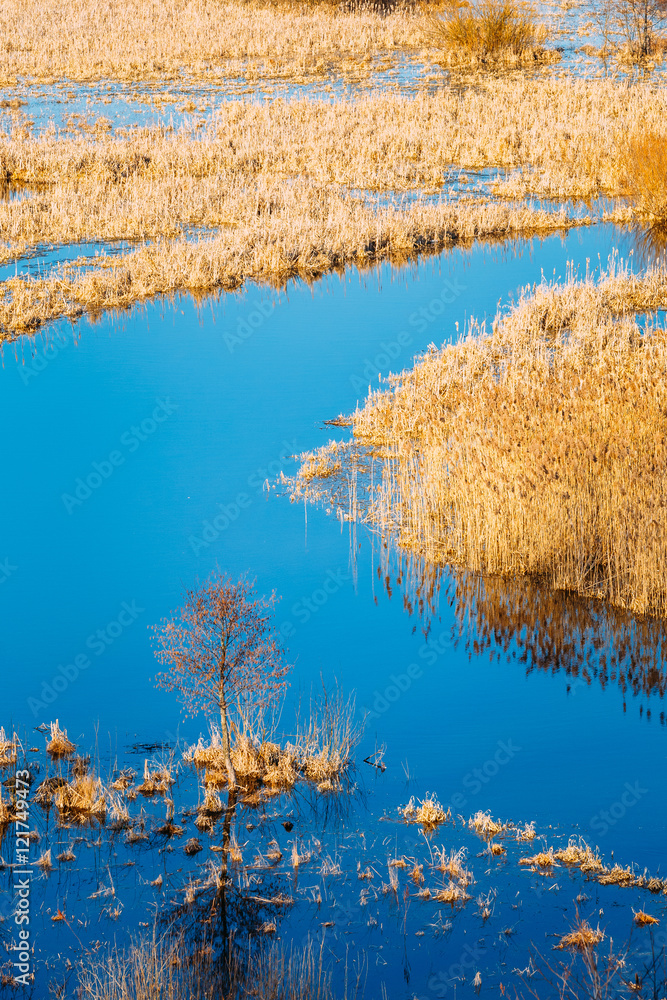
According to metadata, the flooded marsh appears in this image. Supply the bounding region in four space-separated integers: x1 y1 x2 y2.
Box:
1 1 667 996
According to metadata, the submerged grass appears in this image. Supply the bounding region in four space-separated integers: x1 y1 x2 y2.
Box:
296 256 667 617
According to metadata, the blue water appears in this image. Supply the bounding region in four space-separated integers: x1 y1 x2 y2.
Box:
1 222 666 995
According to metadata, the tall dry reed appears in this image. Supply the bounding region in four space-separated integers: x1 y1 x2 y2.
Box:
296 256 667 617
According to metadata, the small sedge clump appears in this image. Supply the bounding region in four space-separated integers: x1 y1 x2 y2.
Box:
46 720 76 758
634 911 660 926
54 774 106 824
556 920 604 952
0 728 17 768
401 794 450 828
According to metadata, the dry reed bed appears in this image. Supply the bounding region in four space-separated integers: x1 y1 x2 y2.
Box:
0 199 577 338
0 0 429 84
295 258 667 617
5 79 667 201
5 75 667 335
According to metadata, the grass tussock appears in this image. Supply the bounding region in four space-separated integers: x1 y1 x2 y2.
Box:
401 794 451 828
54 773 106 824
468 811 504 839
187 692 360 793
425 0 556 68
0 786 13 826
555 920 604 952
433 846 473 885
297 257 667 617
634 910 660 926
554 841 605 873
620 129 667 225
519 849 557 868
46 720 76 758
0 727 17 768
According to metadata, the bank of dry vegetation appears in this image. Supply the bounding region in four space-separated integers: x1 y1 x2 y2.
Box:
4 77 667 337
0 0 431 84
295 258 667 617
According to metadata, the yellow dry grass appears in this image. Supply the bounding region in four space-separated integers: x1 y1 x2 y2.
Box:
46 720 76 758
0 0 429 85
519 849 557 867
621 128 667 224
0 727 17 768
0 785 12 825
433 882 471 905
425 0 557 68
297 257 667 616
468 810 504 839
4 77 667 337
556 921 604 951
54 773 107 823
634 910 660 926
401 794 451 827
434 846 473 884
554 841 605 872
187 693 360 793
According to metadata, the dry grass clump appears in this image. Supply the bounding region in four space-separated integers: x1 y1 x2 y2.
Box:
0 786 13 826
187 697 359 793
54 773 106 824
36 849 54 871
433 846 473 885
519 849 557 868
401 794 451 827
634 910 660 926
556 920 604 952
597 863 636 886
425 0 556 67
469 811 505 839
554 841 605 873
0 728 17 768
136 760 174 797
620 129 667 224
433 882 471 905
298 257 667 617
46 720 76 758
516 822 536 841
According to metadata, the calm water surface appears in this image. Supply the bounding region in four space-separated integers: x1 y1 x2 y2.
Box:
1 223 665 995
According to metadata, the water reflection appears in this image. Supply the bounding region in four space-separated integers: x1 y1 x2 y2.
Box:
380 552 667 723
627 221 667 269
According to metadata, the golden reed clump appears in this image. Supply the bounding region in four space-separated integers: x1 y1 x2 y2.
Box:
425 0 557 69
296 257 667 617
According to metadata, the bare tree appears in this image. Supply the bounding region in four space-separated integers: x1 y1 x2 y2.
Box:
152 573 290 788
593 0 667 59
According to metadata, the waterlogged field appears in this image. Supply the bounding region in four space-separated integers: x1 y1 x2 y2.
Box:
1 1 667 997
